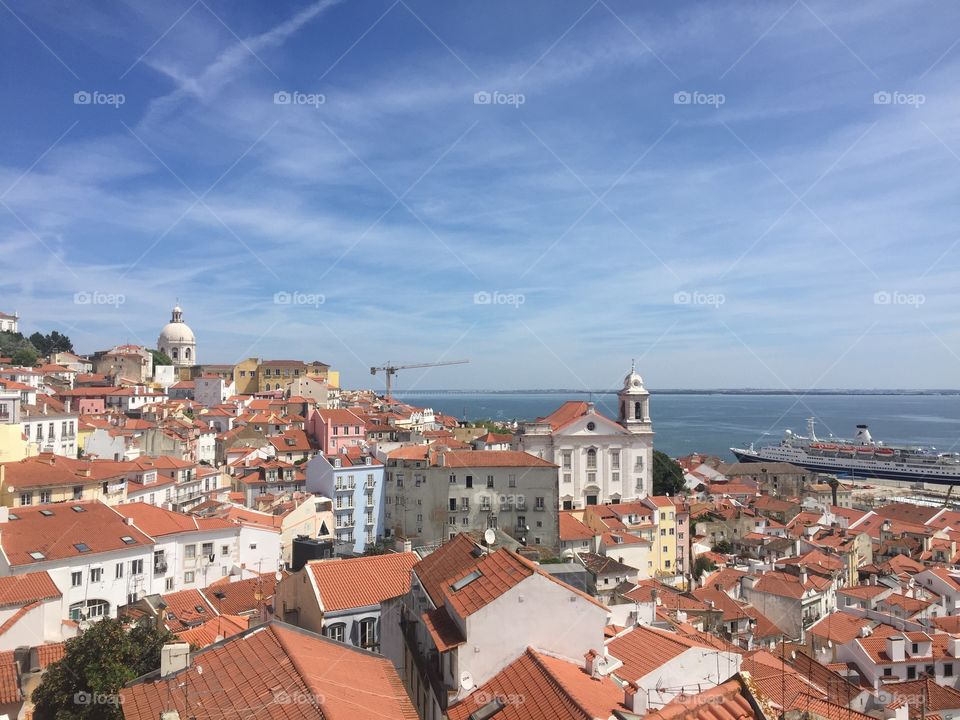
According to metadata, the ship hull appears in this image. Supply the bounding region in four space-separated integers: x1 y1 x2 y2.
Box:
730 448 960 485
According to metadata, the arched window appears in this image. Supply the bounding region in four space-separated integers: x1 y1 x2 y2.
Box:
69 599 110 621
586 448 597 469
265 383 271 391
358 618 377 649
634 401 642 420
325 623 346 643
171 348 178 360
184 347 191 360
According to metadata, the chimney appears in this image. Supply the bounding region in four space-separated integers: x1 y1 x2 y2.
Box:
584 649 601 678
886 636 905 663
160 642 190 677
799 565 808 585
949 636 960 658
624 681 646 713
124 516 134 525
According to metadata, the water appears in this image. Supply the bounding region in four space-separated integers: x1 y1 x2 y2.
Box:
392 392 960 460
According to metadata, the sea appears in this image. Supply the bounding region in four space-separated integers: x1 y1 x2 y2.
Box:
391 392 960 461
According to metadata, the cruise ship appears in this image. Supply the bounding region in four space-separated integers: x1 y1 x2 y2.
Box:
730 419 960 484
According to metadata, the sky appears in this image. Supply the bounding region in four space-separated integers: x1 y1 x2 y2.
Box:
1 0 959 392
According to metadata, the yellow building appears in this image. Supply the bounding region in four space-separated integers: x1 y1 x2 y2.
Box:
0 455 127 508
643 495 678 577
233 357 260 395
258 360 328 393
0 425 30 463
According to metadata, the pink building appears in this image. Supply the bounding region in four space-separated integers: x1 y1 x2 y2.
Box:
309 408 366 453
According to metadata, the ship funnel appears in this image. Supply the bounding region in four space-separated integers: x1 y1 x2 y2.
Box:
854 424 872 445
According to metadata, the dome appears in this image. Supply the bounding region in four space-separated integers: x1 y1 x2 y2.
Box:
158 321 195 344
623 365 644 391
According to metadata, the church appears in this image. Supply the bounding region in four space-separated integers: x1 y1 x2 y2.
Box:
157 305 197 370
516 365 654 509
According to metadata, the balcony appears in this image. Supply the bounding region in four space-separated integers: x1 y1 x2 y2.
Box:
154 562 167 575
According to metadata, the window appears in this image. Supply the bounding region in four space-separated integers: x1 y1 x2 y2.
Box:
907 666 916 680
946 664 954 677
73 486 82 500
90 568 102 583
71 571 82 587
449 474 456 484
19 492 31 506
465 475 473 489
535 497 545 510
883 668 893 677
39 490 51 503
562 451 572 469
487 475 495 488
449 515 457 526
508 474 516 488
611 450 620 469
115 563 123 579
587 449 597 469
449 498 457 511
131 559 143 575
202 542 214 558
185 544 196 559
326 623 346 643
184 571 195 583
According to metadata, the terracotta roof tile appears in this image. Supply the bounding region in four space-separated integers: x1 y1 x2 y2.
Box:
0 650 19 704
121 622 417 720
0 571 61 607
307 553 417 612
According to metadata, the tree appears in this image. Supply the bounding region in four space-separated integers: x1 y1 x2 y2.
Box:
31 618 174 720
11 347 37 367
693 555 717 582
712 539 733 554
29 331 73 356
652 450 685 496
150 349 173 366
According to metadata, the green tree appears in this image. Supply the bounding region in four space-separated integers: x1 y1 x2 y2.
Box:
31 330 74 356
11 347 38 366
693 555 717 582
150 349 173 366
652 449 685 496
712 539 733 554
32 618 174 720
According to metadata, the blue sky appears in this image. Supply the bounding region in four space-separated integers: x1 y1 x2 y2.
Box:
2 0 959 391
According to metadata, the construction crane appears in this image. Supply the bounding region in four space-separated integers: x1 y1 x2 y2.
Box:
370 359 469 398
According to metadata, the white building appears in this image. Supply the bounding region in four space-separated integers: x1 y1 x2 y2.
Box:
195 375 235 408
0 312 18 333
517 365 654 509
157 304 197 368
20 400 78 458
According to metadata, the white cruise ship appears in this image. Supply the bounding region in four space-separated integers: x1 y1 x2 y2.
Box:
731 419 960 484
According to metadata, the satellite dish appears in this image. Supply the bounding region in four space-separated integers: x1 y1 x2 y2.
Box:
460 671 474 690
483 528 496 545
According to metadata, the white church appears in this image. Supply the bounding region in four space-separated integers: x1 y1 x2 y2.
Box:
517 365 654 509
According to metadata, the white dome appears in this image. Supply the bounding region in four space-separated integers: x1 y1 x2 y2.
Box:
158 321 195 344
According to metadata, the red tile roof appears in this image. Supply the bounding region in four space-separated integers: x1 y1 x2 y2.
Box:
647 679 755 720
121 622 418 720
559 512 595 542
307 553 418 612
0 650 19 704
413 534 484 606
0 571 61 607
175 614 247 648
161 589 217 632
447 647 624 720
535 401 591 430
0 501 153 567
206 572 282 616
422 607 465 652
115 503 234 537
607 625 721 681
34 642 66 668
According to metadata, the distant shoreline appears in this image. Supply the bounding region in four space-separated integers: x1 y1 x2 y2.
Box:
391 389 960 396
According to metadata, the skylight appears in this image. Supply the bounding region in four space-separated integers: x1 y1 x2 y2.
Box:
71 506 86 513
451 570 483 592
120 536 136 545
29 551 45 560
8 514 18 520
74 543 91 553
39 510 54 517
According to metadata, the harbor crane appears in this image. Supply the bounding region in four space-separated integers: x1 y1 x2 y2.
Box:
370 359 469 398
